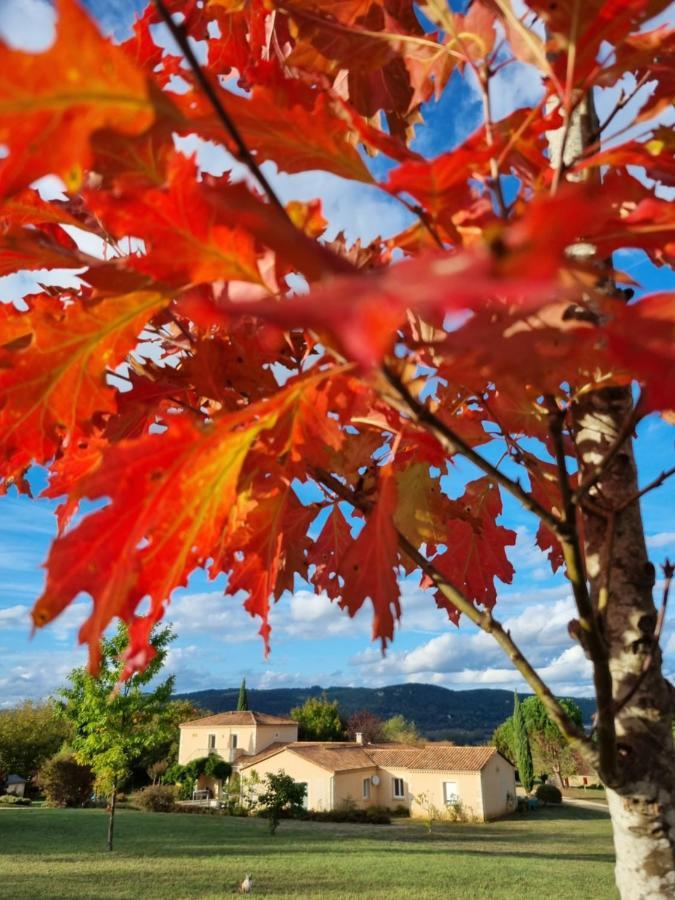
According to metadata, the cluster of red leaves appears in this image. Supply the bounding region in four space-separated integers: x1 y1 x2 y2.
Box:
0 0 673 674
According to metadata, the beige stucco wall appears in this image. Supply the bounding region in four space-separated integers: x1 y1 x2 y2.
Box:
178 723 297 765
401 769 486 821
332 767 378 810
480 755 517 820
241 750 334 811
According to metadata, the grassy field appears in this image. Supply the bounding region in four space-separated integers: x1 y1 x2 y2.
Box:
562 788 608 805
0 805 616 899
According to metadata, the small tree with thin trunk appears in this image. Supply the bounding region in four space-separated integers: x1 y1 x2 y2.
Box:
513 692 534 795
258 771 307 835
58 623 176 851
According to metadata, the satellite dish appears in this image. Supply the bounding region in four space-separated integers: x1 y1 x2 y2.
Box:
371 775 380 786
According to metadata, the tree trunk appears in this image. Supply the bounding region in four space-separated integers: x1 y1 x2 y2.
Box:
107 783 117 852
574 385 675 898
549 97 675 896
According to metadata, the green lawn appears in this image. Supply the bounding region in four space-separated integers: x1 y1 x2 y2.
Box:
0 806 616 899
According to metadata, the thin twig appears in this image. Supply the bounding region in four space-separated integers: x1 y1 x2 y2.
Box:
478 66 508 218
313 465 597 763
589 71 653 144
382 365 564 536
153 0 290 217
614 466 675 514
572 394 644 504
612 560 673 717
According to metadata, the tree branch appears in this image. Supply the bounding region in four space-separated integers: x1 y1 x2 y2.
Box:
312 465 598 766
381 365 564 536
153 0 289 218
615 465 675 514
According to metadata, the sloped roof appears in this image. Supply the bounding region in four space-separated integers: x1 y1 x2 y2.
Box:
180 710 297 728
7 774 26 784
239 741 505 774
366 745 501 772
239 742 376 773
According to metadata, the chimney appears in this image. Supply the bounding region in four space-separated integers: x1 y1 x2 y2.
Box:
355 732 364 745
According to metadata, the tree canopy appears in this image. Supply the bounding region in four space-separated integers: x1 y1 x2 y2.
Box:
1 1 674 893
0 701 71 782
290 695 346 742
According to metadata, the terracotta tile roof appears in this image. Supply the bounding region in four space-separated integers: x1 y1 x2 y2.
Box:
366 745 500 771
239 742 376 774
239 741 504 774
179 710 297 728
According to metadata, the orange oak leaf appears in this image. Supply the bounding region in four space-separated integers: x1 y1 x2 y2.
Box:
310 504 354 600
338 465 401 648
0 0 155 197
31 372 340 668
424 478 516 614
0 290 167 491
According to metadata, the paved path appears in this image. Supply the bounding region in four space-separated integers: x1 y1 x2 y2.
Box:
564 797 610 813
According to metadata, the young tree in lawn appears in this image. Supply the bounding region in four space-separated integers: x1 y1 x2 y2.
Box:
258 771 307 835
237 678 249 712
59 624 176 850
1 1 673 895
513 692 534 795
290 695 346 742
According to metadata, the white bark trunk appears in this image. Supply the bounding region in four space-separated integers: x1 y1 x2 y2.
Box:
549 94 675 898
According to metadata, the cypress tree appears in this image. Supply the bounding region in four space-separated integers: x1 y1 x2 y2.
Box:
513 691 534 794
237 678 249 712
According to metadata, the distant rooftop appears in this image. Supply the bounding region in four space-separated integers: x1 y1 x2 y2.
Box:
180 710 296 728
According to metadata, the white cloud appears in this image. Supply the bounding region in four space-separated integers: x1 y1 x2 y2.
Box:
0 0 55 51
647 532 675 550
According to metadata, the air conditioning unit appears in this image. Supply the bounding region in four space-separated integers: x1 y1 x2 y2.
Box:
371 775 380 786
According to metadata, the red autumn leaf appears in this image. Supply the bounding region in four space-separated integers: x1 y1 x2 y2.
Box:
0 0 155 197
339 465 402 648
0 290 167 490
424 477 516 612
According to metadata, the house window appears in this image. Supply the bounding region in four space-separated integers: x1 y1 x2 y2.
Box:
392 777 405 799
362 778 370 800
207 734 216 753
443 781 459 805
230 734 238 750
297 782 309 809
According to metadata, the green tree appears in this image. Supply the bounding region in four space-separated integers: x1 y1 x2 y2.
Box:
513 692 534 794
492 718 515 763
522 697 583 787
237 678 249 712
493 697 584 787
290 695 345 741
59 623 176 850
258 771 306 834
380 715 421 745
0 701 71 785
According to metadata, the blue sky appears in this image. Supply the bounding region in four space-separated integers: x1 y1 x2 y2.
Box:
0 0 673 708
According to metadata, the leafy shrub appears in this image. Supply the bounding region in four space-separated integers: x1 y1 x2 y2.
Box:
535 783 562 805
391 804 409 817
305 805 391 825
0 794 31 806
134 784 176 813
37 753 93 808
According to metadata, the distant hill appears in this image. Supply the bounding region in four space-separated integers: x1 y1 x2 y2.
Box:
175 683 596 744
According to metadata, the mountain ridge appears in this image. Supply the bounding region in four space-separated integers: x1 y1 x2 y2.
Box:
175 683 596 744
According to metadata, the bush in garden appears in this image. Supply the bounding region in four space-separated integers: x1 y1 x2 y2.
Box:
134 784 176 813
535 783 563 805
38 753 93 808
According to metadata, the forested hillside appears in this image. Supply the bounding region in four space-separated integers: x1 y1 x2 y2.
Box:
176 683 596 744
